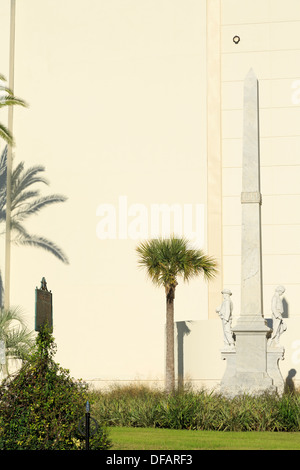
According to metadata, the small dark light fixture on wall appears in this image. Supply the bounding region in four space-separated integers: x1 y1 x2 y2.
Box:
233 35 240 44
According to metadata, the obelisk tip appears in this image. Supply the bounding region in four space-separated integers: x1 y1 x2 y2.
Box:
245 68 257 81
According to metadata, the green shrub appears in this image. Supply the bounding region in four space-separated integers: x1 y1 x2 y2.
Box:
88 384 300 432
0 328 111 450
275 393 300 431
88 426 112 450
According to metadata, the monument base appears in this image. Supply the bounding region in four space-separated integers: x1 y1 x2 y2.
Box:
220 317 283 397
267 345 285 395
220 347 236 395
220 343 285 397
221 371 276 398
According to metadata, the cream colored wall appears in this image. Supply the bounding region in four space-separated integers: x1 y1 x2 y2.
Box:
0 0 209 384
174 0 300 391
221 0 300 324
206 0 223 319
1 0 299 390
176 317 300 390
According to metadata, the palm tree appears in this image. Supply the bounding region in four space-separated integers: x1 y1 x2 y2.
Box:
1 72 27 309
136 236 218 394
0 146 69 264
0 306 35 377
0 73 27 145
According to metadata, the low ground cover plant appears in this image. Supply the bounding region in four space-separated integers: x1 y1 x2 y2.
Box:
87 383 300 432
1 330 299 450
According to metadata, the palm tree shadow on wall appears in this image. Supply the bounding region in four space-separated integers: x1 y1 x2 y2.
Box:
0 146 69 306
176 321 191 390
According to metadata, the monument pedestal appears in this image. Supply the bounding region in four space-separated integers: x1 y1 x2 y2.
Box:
220 321 285 397
232 317 275 394
220 347 236 395
267 345 285 395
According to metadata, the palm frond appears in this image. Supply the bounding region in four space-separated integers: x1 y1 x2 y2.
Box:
0 76 27 147
10 219 32 238
12 194 68 221
0 95 27 109
0 209 5 223
0 188 6 212
5 326 35 359
0 122 14 145
0 146 7 180
14 234 69 264
0 306 28 334
11 166 49 205
0 145 69 265
136 236 218 288
11 160 25 183
0 147 8 212
13 164 49 190
11 190 41 210
0 83 13 94
0 306 35 366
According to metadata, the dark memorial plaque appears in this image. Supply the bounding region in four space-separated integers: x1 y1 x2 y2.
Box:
35 277 53 332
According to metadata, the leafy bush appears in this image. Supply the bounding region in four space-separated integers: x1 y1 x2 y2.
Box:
88 384 300 432
0 328 111 450
88 426 112 450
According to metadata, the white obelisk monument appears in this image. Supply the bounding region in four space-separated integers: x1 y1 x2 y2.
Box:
225 69 276 395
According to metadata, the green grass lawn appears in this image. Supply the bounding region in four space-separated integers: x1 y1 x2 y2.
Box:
108 426 300 450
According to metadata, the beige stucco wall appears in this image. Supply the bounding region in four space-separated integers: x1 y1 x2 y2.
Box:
0 0 300 390
221 0 300 322
183 0 300 390
0 0 209 385
175 317 300 391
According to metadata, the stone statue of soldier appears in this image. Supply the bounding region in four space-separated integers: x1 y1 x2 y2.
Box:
268 285 287 346
217 289 235 348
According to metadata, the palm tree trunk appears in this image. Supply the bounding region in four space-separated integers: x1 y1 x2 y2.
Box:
4 0 16 309
165 287 175 394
